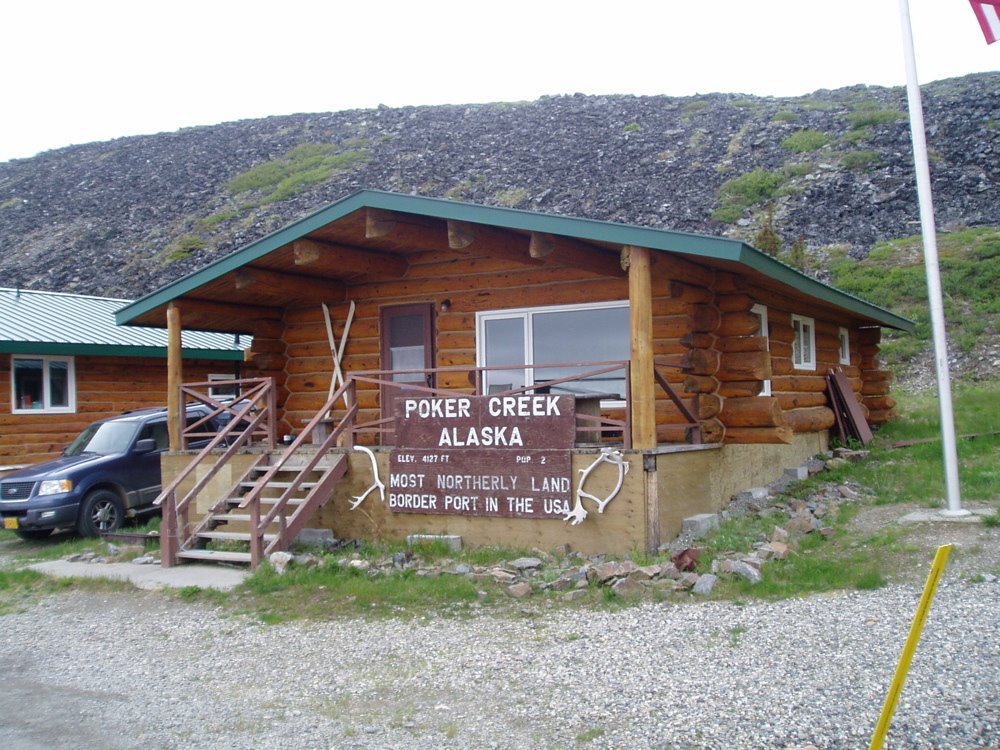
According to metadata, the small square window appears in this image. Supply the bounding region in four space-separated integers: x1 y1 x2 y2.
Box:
838 327 851 365
11 356 76 414
791 315 816 370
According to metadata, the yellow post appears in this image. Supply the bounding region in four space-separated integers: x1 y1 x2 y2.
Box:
868 544 952 750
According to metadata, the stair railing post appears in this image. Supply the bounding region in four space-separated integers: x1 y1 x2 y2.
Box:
161 489 177 568
250 498 263 567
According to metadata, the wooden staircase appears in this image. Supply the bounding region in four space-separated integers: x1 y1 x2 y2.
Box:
175 450 348 565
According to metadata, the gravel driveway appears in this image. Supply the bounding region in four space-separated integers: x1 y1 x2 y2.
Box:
0 572 996 750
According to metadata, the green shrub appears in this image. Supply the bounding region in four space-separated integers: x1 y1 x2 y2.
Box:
841 150 880 171
781 129 831 152
847 108 904 129
623 122 640 133
772 111 797 123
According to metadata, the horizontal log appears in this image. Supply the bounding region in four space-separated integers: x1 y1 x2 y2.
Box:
856 327 882 345
715 293 755 313
653 315 690 339
861 380 893 397
657 424 702 443
682 374 719 394
783 406 836 432
712 272 747 294
669 280 714 304
767 321 795 343
718 350 771 381
717 311 761 337
769 340 792 359
652 297 695 316
716 335 767 353
862 395 897 412
675 333 711 350
723 426 794 444
776 391 828 410
719 396 784 428
244 353 286 371
770 375 828 393
717 380 764 398
658 254 717 289
861 369 895 382
859 343 882 357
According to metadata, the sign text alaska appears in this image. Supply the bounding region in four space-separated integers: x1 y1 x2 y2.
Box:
388 394 576 519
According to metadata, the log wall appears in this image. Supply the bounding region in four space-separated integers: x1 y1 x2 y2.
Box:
0 354 241 469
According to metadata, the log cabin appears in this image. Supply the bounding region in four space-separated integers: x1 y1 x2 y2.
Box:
113 190 912 565
0 288 247 474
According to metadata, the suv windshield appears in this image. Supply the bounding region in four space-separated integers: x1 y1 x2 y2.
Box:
64 421 139 457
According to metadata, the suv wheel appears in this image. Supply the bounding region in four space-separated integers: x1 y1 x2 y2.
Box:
77 490 124 537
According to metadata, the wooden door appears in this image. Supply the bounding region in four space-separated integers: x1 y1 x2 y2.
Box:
379 303 436 428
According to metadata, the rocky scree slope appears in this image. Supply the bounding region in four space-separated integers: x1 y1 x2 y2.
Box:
0 75 996 369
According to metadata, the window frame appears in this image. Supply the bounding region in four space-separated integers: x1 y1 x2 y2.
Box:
791 314 817 371
475 300 630 405
750 304 772 396
10 355 77 414
838 326 851 366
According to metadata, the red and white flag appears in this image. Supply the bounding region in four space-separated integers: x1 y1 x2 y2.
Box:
970 0 1000 44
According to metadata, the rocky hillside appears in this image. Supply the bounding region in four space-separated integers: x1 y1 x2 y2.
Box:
0 73 996 303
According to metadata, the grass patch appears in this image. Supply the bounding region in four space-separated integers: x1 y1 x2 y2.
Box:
226 142 368 204
494 187 529 207
712 168 786 223
161 234 205 264
781 129 831 153
841 149 881 171
847 107 905 129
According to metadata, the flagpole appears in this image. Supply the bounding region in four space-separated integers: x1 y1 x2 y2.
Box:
897 0 967 516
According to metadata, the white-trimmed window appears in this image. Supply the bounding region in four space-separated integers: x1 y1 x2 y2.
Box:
838 327 851 365
476 301 630 401
749 304 772 396
208 373 239 399
11 356 76 414
791 315 816 370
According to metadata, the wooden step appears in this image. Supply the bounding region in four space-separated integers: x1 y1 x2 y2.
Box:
195 531 277 543
226 496 304 507
210 513 284 524
177 549 252 564
240 481 319 491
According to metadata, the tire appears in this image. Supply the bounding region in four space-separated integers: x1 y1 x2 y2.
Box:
77 490 125 537
14 528 52 542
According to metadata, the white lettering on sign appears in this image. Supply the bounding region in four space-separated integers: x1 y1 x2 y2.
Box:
388 493 438 510
487 395 561 418
438 425 524 447
403 397 472 419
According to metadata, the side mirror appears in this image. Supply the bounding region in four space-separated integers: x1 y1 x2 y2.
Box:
133 438 157 454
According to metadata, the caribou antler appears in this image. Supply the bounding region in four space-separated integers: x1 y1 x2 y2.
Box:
350 445 385 510
564 448 630 525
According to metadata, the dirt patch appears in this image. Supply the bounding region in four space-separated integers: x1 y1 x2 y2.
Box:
846 502 1000 585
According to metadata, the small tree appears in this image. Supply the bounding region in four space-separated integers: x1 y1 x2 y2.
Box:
753 205 782 257
789 236 808 270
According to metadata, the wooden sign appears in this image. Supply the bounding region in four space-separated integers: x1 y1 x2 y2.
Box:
389 394 575 519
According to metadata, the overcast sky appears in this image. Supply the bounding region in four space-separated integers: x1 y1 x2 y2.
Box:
1 0 996 163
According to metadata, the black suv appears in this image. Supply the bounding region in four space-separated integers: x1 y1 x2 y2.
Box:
0 405 218 540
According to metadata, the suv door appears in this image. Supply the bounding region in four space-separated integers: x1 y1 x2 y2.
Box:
130 418 169 507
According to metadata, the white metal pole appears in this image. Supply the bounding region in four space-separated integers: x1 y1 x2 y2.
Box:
897 0 967 516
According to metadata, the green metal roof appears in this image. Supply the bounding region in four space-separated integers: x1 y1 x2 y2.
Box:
116 189 914 331
1 288 248 359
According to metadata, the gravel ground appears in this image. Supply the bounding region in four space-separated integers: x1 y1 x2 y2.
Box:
0 573 997 750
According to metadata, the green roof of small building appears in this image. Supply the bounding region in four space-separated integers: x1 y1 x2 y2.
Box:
116 189 914 331
0 287 247 359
